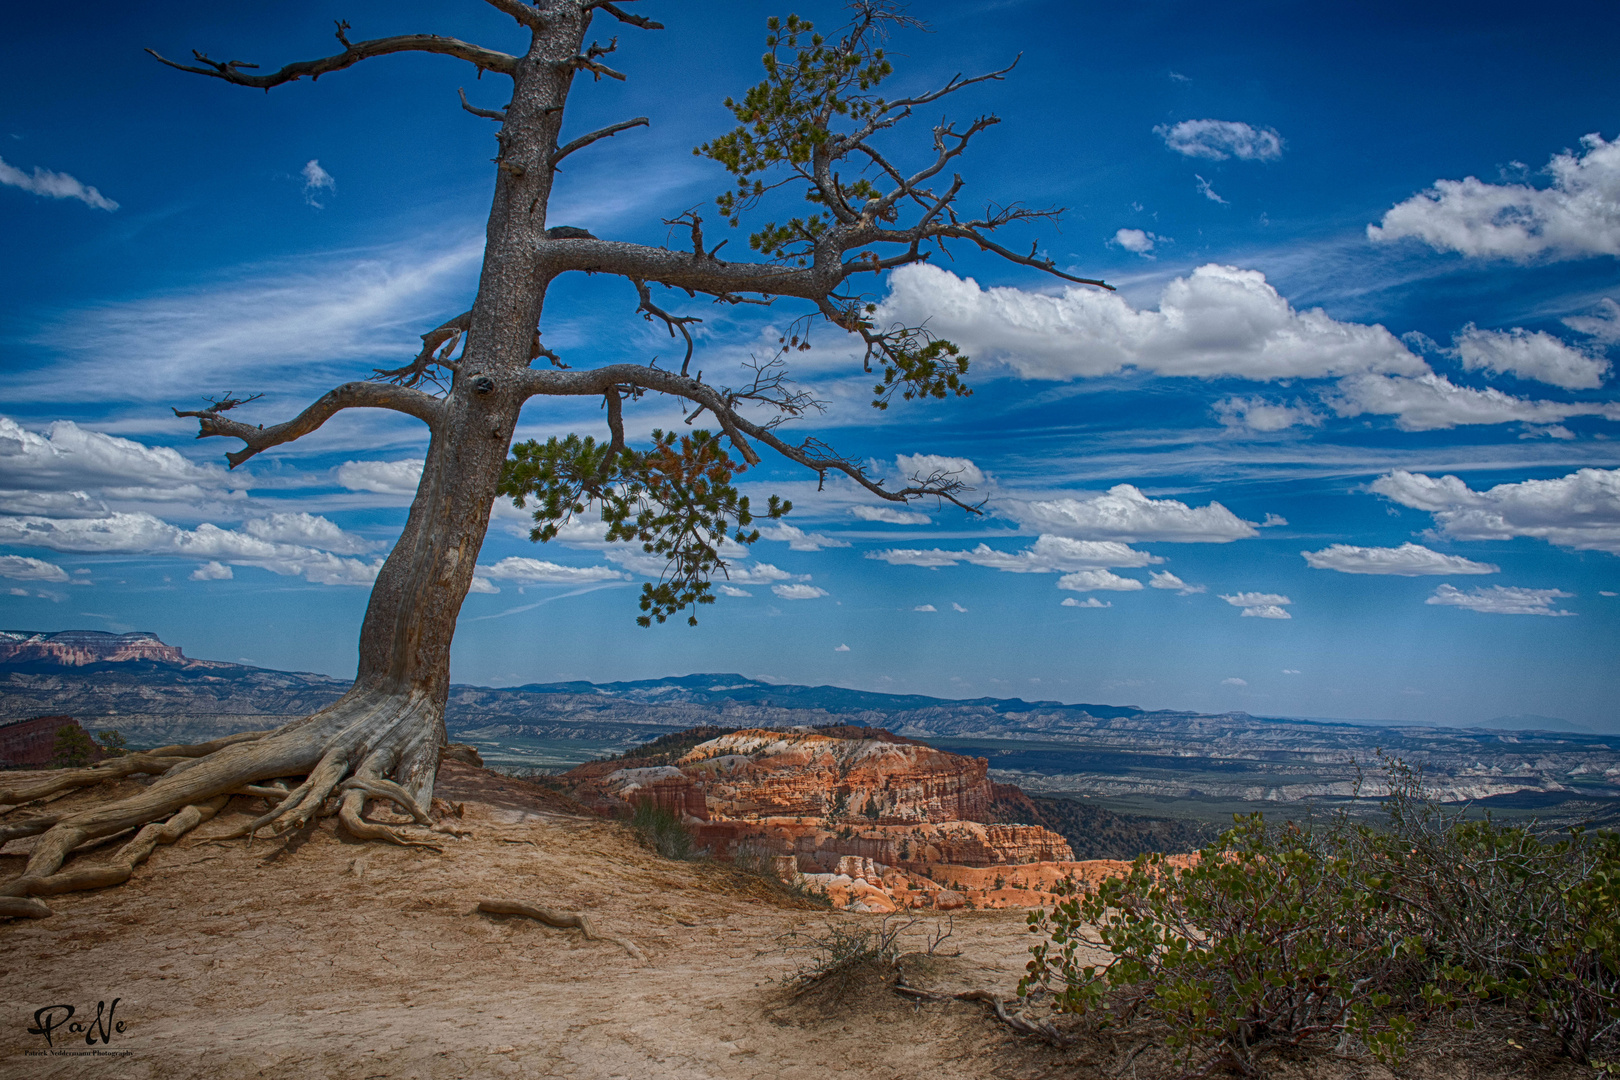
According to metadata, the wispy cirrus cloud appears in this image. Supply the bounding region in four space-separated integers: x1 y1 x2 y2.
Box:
0 156 118 211
1155 120 1284 162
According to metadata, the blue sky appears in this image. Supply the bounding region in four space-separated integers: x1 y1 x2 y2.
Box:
2 1 1618 729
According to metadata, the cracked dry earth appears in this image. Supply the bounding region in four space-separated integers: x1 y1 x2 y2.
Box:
1 762 1079 1080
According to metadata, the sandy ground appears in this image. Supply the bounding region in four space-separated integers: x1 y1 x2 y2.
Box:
1 764 1082 1080
0 764 1590 1080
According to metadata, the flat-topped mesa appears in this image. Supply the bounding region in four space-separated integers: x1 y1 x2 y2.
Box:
676 726 993 824
0 630 188 667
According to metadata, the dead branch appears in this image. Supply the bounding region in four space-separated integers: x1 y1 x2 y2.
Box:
374 310 473 387
588 1 665 31
477 897 644 960
0 731 270 808
458 87 507 122
146 33 517 90
176 381 445 468
550 116 649 166
480 0 545 30
632 279 700 374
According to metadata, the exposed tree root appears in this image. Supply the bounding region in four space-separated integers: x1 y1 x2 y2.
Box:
0 687 449 917
893 976 1069 1047
477 897 645 961
0 897 53 919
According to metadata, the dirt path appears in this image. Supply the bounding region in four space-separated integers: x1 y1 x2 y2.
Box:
1 765 1069 1080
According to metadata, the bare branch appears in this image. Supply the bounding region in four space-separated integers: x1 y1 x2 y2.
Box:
176 383 444 468
632 279 700 375
374 310 472 388
146 33 518 90
458 87 507 123
480 0 545 30
588 1 665 31
549 116 648 166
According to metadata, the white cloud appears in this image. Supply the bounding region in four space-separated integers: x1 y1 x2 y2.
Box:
1372 468 1620 554
719 585 752 597
834 643 850 652
1565 298 1620 343
480 557 629 585
337 458 424 496
1453 324 1608 389
1195 175 1227 204
894 453 985 488
190 560 233 581
1601 590 1617 597
1220 591 1292 619
1113 228 1161 255
1056 569 1144 592
867 535 1159 573
241 511 377 555
950 602 968 612
849 505 931 526
1213 395 1324 432
1282 669 1301 674
0 510 383 585
878 264 1425 383
1329 372 1620 431
756 523 850 551
1221 677 1249 686
1156 120 1284 161
1148 569 1206 594
1005 485 1259 543
1368 133 1620 260
302 159 336 208
1426 583 1575 616
913 604 936 611
0 555 69 582
729 562 802 584
1260 514 1288 528
467 575 499 594
0 155 118 211
1301 542 1499 576
772 583 828 600
1061 597 1111 608
0 416 236 503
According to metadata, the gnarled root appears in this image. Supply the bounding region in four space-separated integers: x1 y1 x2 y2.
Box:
0 897 53 919
0 686 448 918
477 897 645 961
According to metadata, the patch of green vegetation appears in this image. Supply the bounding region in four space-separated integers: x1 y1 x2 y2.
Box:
596 725 737 767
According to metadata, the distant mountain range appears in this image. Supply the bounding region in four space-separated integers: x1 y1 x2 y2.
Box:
4 630 1618 812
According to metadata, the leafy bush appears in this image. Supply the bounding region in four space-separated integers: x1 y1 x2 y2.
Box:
629 801 694 860
50 724 98 768
1019 759 1620 1077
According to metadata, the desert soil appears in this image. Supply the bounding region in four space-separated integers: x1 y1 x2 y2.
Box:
0 764 1585 1080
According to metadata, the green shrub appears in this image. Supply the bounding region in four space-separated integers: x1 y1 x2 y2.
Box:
629 801 694 860
1018 759 1620 1076
50 724 97 769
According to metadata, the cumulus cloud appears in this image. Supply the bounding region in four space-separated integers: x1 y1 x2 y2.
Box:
1329 372 1620 431
1220 591 1292 619
1061 597 1111 608
756 523 850 551
0 156 118 211
1368 133 1620 260
467 575 499 594
719 585 752 598
849 505 931 526
1148 569 1206 594
834 643 850 652
867 535 1159 572
1301 542 1499 576
913 604 936 611
190 560 233 581
302 160 336 208
480 557 629 585
1113 228 1163 255
772 583 828 600
1426 583 1575 616
1453 324 1608 389
1057 569 1144 592
1372 468 1620 553
878 264 1425 383
0 416 236 504
1156 120 1283 161
336 458 424 497
1005 485 1259 543
1565 298 1620 343
0 555 69 582
0 510 383 585
1213 395 1324 432
728 562 803 585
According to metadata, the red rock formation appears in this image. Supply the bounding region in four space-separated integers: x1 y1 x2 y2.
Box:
0 715 103 768
0 630 188 666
